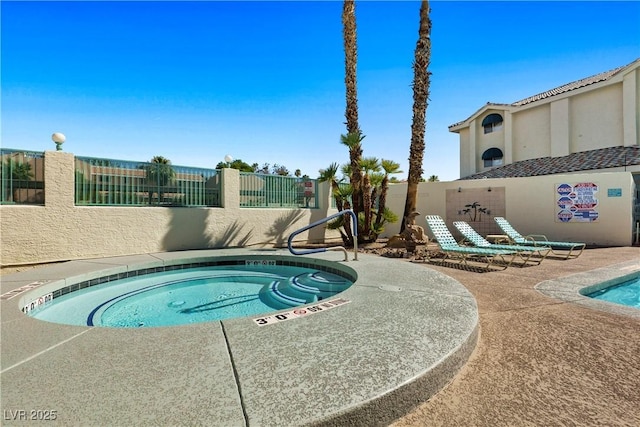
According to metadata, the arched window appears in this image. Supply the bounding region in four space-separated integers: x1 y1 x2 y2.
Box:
482 147 503 168
482 113 503 134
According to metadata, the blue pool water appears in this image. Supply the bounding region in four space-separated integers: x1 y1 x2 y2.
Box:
586 276 640 309
28 264 353 327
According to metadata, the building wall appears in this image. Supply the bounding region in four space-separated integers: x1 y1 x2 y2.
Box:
453 60 639 177
512 105 551 161
458 128 472 178
1 152 636 266
474 110 505 173
570 83 623 152
382 171 635 247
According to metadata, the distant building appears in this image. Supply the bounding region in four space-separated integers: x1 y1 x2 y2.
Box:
449 58 640 180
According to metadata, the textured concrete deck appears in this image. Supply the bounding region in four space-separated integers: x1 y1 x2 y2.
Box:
0 250 478 426
392 246 640 427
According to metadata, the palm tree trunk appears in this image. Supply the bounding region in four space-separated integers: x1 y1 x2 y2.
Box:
362 173 371 238
342 1 363 218
376 176 389 226
402 0 431 231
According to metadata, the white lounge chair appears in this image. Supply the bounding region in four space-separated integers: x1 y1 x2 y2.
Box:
425 215 516 271
494 217 585 259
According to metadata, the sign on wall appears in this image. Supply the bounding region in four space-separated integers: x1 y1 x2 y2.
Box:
555 182 599 222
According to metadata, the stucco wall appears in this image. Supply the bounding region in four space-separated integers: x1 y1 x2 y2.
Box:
475 110 505 173
570 84 624 152
512 105 551 161
452 61 639 177
1 152 635 266
458 128 472 178
382 171 635 247
1 152 340 266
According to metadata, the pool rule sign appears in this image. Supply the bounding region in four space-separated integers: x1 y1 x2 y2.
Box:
555 182 599 222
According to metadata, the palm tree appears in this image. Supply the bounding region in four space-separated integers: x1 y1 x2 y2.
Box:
3 159 34 202
402 0 431 232
359 156 380 240
340 131 364 218
376 159 403 226
145 155 175 205
369 172 384 211
319 162 354 246
342 0 364 222
428 174 439 182
318 162 343 211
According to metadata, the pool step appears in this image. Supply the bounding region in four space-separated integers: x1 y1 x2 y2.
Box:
260 272 352 309
293 272 352 293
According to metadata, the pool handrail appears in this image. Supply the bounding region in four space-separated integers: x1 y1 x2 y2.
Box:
287 210 358 261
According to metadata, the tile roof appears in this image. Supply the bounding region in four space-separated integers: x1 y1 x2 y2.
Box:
511 63 629 106
459 145 640 180
449 59 639 129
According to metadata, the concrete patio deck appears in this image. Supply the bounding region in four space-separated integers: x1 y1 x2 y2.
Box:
392 245 640 427
1 246 638 426
1 249 478 426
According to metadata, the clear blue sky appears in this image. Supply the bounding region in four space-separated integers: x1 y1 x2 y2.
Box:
2 1 639 181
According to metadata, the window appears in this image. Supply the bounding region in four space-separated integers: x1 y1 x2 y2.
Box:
482 113 503 134
482 148 503 168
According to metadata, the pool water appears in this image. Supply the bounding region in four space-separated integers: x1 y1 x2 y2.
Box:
587 276 640 309
28 265 353 327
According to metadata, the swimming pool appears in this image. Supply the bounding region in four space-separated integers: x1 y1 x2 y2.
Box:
23 257 355 327
585 275 640 309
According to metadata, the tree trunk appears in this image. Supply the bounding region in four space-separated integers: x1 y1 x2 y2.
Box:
342 1 363 218
402 0 431 232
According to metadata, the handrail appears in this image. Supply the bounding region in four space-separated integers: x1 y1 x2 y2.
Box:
287 210 358 261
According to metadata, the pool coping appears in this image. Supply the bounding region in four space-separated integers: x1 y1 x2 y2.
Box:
1 249 479 426
535 258 640 319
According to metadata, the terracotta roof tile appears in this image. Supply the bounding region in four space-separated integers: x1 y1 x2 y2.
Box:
459 146 640 180
449 59 639 128
512 64 628 106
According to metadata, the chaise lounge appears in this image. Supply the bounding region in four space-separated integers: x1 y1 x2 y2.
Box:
494 217 586 259
453 220 550 266
425 215 517 271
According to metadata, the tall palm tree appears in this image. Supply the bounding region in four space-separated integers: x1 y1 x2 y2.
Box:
402 0 432 231
342 0 364 221
376 159 402 226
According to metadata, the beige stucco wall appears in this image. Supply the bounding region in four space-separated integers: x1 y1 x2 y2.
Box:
382 171 635 247
570 83 623 152
453 60 639 177
458 128 472 178
1 152 340 266
512 105 551 161
1 152 636 266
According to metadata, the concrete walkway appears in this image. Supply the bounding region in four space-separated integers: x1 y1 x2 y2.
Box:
391 246 640 427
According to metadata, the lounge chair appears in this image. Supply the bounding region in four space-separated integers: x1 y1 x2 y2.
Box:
425 215 516 271
494 217 586 259
453 221 550 266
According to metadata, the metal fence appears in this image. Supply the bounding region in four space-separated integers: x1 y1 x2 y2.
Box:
75 156 221 207
1 149 45 205
239 172 318 208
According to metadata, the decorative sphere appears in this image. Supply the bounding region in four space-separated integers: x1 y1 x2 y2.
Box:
224 154 233 163
52 132 66 143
